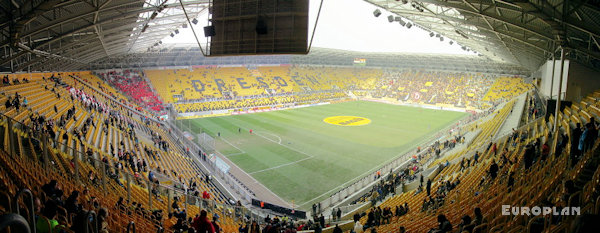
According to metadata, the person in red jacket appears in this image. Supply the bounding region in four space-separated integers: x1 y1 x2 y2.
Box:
193 210 215 233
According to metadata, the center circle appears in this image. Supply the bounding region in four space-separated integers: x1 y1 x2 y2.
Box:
323 116 371 126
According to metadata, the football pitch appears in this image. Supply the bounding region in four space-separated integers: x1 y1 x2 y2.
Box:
179 101 467 209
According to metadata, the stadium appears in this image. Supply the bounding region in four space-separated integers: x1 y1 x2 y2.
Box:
0 0 600 232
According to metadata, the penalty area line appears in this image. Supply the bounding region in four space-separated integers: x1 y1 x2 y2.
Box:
220 137 246 154
256 131 282 144
248 156 313 174
223 152 245 157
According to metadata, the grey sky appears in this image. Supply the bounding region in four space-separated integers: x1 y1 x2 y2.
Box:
162 0 472 55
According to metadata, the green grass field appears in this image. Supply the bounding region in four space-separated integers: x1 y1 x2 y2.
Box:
179 101 466 209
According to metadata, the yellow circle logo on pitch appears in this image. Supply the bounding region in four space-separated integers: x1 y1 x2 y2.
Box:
323 116 371 126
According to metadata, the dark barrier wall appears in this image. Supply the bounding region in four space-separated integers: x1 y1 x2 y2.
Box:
546 99 572 121
251 199 306 219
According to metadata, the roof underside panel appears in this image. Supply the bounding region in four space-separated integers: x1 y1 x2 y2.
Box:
0 0 599 72
365 0 600 72
0 0 208 72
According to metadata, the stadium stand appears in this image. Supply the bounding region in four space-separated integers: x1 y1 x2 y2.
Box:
96 70 164 112
483 77 533 104
1 67 598 233
370 71 496 109
0 73 245 232
352 89 600 233
146 66 527 114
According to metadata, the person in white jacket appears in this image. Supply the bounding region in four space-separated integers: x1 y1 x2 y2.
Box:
353 220 363 233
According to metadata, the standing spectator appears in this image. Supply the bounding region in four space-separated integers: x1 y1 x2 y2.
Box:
353 214 364 233
473 207 487 226
194 210 215 233
488 160 499 180
426 179 432 196
523 144 535 170
64 191 80 214
331 208 336 221
319 214 325 228
333 224 342 233
98 208 109 233
249 221 260 233
212 216 221 233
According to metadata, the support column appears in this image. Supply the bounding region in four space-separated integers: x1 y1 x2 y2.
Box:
549 44 557 99
42 134 49 171
73 146 80 182
167 189 172 214
553 47 567 154
184 192 188 212
148 179 153 209
127 173 131 203
7 118 16 157
101 162 107 191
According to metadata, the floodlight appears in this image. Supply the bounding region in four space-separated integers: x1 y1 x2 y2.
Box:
388 15 394 22
406 22 412 28
373 9 382 17
192 18 199 25
175 29 179 34
398 18 406 26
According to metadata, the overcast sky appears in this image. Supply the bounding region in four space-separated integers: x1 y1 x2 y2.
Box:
162 0 472 55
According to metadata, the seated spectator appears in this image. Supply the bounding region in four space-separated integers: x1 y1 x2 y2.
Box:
458 215 473 233
429 214 452 233
41 180 63 200
36 200 60 233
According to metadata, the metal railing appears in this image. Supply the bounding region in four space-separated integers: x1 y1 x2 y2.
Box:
0 213 31 233
166 106 257 203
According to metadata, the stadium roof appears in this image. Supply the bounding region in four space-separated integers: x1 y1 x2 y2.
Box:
0 0 209 72
365 0 600 71
1 0 599 72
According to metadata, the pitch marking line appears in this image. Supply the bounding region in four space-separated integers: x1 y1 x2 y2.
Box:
228 119 316 173
248 156 313 174
220 137 245 154
223 152 245 157
256 131 282 144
